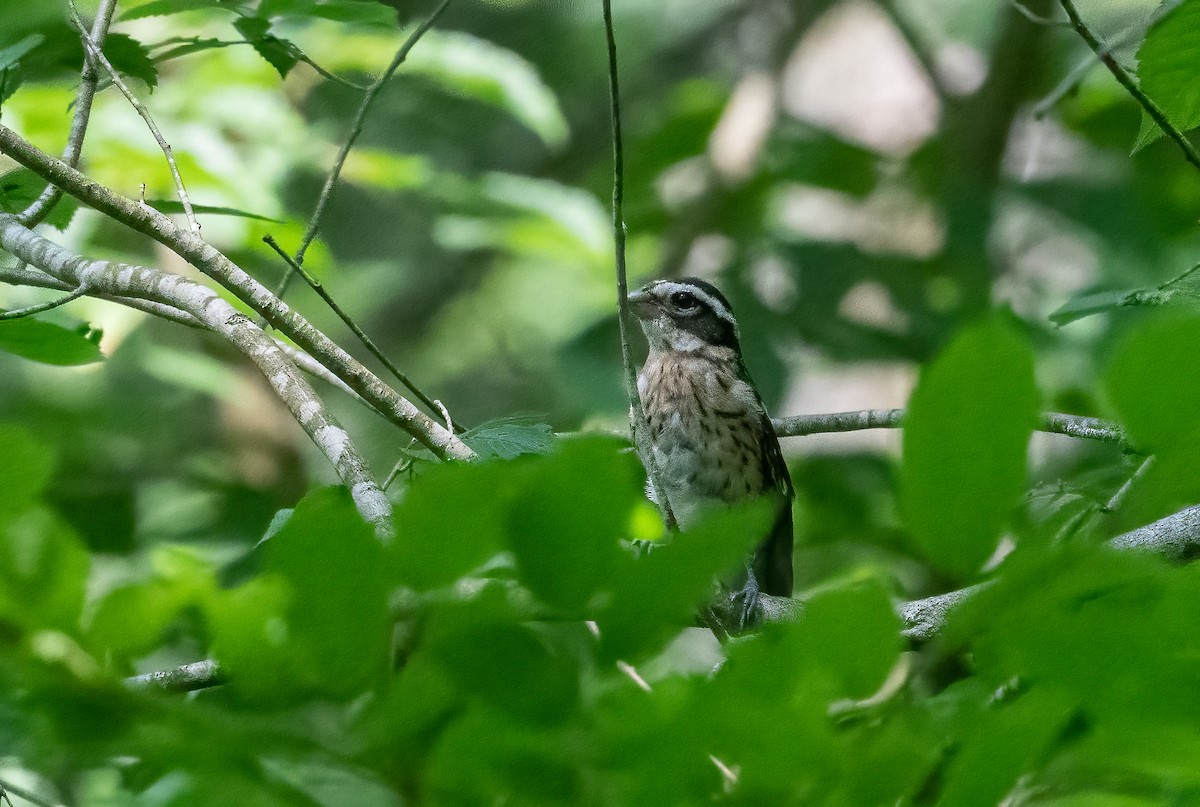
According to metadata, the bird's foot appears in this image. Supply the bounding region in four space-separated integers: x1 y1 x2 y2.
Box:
729 575 762 633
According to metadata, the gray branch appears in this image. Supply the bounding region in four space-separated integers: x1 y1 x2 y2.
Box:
0 123 474 462
0 214 393 536
127 660 225 693
773 409 1128 447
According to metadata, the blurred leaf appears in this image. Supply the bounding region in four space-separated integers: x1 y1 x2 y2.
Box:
0 508 90 631
427 617 580 725
1105 313 1200 524
0 33 43 71
506 437 640 613
0 167 80 229
407 31 569 149
144 199 282 221
1134 0 1200 152
262 756 402 807
210 487 390 699
390 459 514 590
462 416 556 460
0 318 104 366
0 424 55 518
234 16 298 78
259 0 397 26
120 0 249 21
900 315 1037 577
599 500 773 661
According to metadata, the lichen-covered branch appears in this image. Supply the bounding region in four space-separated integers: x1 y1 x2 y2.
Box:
0 123 473 462
0 214 393 536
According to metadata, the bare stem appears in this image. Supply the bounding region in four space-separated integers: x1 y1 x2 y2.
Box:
0 285 89 319
602 0 677 530
270 0 453 302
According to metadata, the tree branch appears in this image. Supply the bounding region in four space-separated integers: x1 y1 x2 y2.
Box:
0 122 473 461
68 1 201 233
0 214 393 536
1058 0 1200 174
127 659 226 693
602 0 677 530
18 0 117 226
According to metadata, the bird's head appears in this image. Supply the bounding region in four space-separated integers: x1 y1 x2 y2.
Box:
628 277 741 354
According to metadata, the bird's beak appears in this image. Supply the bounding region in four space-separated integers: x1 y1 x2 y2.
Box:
627 288 657 320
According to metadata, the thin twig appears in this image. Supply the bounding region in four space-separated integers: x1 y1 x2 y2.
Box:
1058 0 1200 173
602 0 676 530
127 659 226 692
0 285 88 319
771 409 1129 448
18 0 118 226
1033 19 1145 118
1009 0 1066 26
67 1 202 233
261 234 462 430
269 0 452 303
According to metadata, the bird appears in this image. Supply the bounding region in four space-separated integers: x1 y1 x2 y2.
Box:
627 277 793 629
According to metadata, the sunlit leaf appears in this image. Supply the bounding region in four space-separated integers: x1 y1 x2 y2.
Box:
1133 0 1200 152
0 318 103 366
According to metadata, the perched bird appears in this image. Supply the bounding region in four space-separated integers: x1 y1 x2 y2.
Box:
627 277 793 627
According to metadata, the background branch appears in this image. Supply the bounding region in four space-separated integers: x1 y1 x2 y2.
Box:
603 0 677 530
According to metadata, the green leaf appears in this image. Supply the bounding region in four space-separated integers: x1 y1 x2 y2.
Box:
120 0 250 20
0 424 55 518
1133 0 1200 152
104 33 158 90
0 33 43 71
210 487 391 699
0 167 80 229
0 318 104 366
899 315 1038 577
462 416 556 460
389 459 513 590
0 508 90 631
234 16 299 79
259 0 397 26
143 199 282 221
1105 313 1200 524
262 756 402 807
408 31 569 149
505 437 640 613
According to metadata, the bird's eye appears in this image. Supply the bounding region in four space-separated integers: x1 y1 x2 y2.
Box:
670 291 698 310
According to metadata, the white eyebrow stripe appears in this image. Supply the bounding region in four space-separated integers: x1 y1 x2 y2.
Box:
652 281 737 328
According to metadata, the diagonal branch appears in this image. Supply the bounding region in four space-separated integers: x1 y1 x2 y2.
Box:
0 122 473 461
0 214 393 537
68 1 201 233
19 0 118 226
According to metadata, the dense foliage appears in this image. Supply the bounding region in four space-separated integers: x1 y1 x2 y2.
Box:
4 0 1200 804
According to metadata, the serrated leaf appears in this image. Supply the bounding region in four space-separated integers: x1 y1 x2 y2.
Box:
0 168 80 229
144 199 282 221
1133 0 1200 152
104 33 158 90
900 315 1038 577
462 417 556 460
0 318 104 366
234 16 299 78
